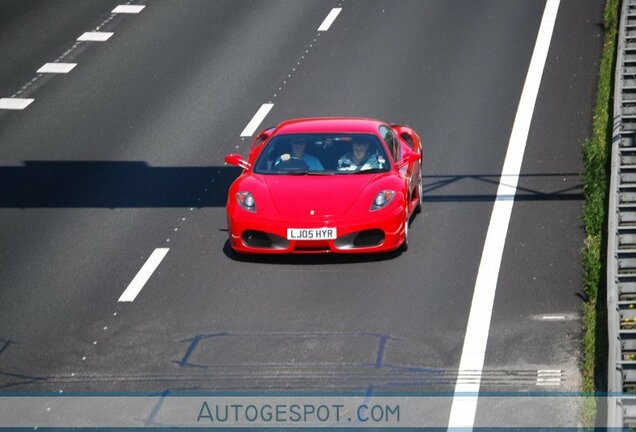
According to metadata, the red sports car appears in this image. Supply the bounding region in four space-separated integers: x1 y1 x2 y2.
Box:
224 117 423 254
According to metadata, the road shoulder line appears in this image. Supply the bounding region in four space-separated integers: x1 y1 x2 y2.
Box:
447 0 561 428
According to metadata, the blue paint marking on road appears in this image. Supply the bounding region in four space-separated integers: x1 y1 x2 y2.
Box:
0 370 47 390
370 334 396 369
144 389 181 427
0 339 13 357
177 335 203 368
175 333 231 368
143 389 171 427
170 332 510 392
362 384 375 403
350 384 377 426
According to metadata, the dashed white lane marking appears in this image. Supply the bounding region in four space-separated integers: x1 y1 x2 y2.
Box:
112 5 145 13
77 32 113 41
318 8 342 31
447 0 561 429
37 63 77 74
118 248 169 302
0 98 34 109
541 315 566 320
240 103 274 137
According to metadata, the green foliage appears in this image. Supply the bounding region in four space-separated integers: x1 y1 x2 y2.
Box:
580 0 619 426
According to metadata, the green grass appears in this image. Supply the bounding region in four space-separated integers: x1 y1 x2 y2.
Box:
580 0 619 426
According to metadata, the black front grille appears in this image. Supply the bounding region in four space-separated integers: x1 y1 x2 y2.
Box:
352 229 384 247
294 245 330 252
242 230 273 248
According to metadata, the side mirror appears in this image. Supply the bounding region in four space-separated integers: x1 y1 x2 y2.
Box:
396 151 420 168
225 154 250 170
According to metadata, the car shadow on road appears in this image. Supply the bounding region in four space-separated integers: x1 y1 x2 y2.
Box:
222 240 404 264
0 161 241 208
1 162 583 208
421 172 583 202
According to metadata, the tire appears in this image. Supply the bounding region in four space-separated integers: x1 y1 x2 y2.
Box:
414 179 423 214
399 213 409 252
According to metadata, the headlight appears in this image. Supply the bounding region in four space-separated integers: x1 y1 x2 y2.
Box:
370 190 395 211
236 191 256 212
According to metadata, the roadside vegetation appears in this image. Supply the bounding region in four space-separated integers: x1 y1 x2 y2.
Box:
581 0 619 426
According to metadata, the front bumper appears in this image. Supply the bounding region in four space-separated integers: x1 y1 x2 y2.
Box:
227 207 405 254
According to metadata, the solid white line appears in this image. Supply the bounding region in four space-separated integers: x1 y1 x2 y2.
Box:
447 0 560 429
318 8 342 31
37 63 77 74
0 98 34 110
118 248 169 302
112 5 145 13
77 32 113 41
240 103 274 137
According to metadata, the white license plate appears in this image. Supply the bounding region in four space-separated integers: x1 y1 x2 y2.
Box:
287 227 337 240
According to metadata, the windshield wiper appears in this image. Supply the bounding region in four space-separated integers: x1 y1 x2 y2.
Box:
283 169 309 175
352 168 386 174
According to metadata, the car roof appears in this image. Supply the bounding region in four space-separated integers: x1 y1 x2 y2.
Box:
273 117 385 135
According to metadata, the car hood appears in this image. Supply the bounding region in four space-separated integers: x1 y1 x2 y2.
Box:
262 175 375 218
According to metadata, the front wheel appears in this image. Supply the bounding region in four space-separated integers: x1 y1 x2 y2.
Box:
414 179 423 214
399 213 409 252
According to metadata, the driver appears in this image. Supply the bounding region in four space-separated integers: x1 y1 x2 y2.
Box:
337 138 384 171
274 136 324 170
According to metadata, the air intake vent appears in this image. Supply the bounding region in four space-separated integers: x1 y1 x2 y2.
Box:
242 231 273 248
352 229 384 247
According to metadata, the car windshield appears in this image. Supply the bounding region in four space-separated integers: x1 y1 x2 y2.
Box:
253 133 391 175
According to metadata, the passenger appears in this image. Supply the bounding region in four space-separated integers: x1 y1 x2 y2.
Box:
337 139 383 171
274 136 324 170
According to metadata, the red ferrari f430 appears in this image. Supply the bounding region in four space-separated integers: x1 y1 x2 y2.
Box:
224 117 423 254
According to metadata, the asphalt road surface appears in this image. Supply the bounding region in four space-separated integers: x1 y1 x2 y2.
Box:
0 0 604 427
